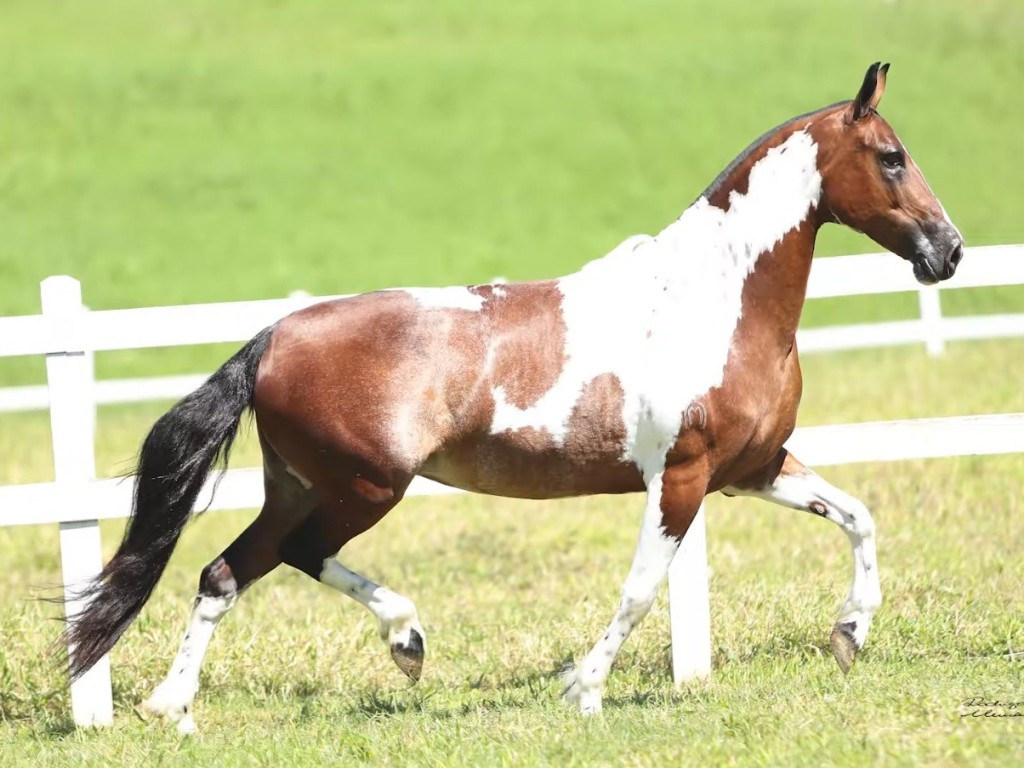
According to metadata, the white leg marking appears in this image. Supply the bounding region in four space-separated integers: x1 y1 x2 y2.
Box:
143 593 236 734
725 466 882 652
563 472 682 715
319 559 425 667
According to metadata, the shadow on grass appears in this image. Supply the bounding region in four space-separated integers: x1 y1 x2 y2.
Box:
0 685 74 735
348 665 569 718
39 717 77 738
716 631 830 666
352 687 441 717
0 703 78 740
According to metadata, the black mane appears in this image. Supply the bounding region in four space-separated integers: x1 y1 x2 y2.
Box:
696 100 851 205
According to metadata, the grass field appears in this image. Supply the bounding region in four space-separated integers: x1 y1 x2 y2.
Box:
1 341 1023 765
2 0 1024 765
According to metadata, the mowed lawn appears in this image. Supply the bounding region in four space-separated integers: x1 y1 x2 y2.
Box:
2 0 1024 765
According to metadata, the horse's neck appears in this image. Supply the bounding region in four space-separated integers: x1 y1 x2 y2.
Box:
732 221 820 354
562 127 824 359
667 125 824 348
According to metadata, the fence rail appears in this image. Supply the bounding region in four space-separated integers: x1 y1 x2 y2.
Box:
1 244 1023 726
2 245 1024 412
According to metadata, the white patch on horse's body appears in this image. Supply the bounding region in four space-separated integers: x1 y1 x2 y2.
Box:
400 286 485 311
143 593 236 734
489 130 823 477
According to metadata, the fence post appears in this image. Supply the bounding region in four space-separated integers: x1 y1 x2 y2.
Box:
668 502 712 684
41 276 113 727
83 308 97 439
918 285 945 356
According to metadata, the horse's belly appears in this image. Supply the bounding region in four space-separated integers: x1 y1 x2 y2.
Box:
419 430 644 499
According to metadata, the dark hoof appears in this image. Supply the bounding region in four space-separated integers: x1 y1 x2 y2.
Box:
829 622 858 675
391 628 424 682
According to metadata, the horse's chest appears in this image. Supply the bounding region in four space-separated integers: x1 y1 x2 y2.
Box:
702 346 803 486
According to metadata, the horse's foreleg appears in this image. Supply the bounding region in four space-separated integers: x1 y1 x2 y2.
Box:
278 497 425 681
725 449 882 674
563 464 706 715
320 559 426 681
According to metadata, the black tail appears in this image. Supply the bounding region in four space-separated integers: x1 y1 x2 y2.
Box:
62 326 275 680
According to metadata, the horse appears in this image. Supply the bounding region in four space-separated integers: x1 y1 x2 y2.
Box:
62 63 963 732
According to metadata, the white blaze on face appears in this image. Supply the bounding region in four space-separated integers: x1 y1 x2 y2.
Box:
489 129 823 478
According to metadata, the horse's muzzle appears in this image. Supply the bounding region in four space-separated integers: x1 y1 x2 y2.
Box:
912 223 964 285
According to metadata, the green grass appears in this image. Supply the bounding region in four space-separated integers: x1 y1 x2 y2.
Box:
2 1 1024 765
1 340 1022 765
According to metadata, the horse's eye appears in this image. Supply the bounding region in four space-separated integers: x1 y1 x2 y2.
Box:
880 151 905 171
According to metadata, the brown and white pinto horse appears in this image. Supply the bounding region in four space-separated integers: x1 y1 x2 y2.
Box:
64 63 962 731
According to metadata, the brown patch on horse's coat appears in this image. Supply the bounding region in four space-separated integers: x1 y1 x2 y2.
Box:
418 373 642 499
352 476 396 504
502 426 558 452
254 291 428 484
724 447 809 493
420 419 642 499
565 373 628 463
485 281 567 409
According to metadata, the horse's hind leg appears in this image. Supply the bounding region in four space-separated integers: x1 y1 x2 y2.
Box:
724 449 882 674
143 448 314 733
278 492 426 681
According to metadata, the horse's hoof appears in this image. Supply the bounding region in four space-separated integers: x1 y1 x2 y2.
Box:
141 688 185 721
391 628 424 682
829 622 858 675
560 663 603 714
141 690 197 734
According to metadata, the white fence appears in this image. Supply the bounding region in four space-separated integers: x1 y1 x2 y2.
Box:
3 245 1024 413
1 245 1024 726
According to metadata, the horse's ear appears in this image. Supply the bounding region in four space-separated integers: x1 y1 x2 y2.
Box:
850 62 889 121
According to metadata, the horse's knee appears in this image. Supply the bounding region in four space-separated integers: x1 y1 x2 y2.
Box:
619 589 656 623
845 499 875 539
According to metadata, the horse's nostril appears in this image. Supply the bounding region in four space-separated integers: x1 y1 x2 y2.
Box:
949 242 964 267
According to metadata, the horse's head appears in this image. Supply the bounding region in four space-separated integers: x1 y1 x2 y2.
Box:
815 63 964 284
